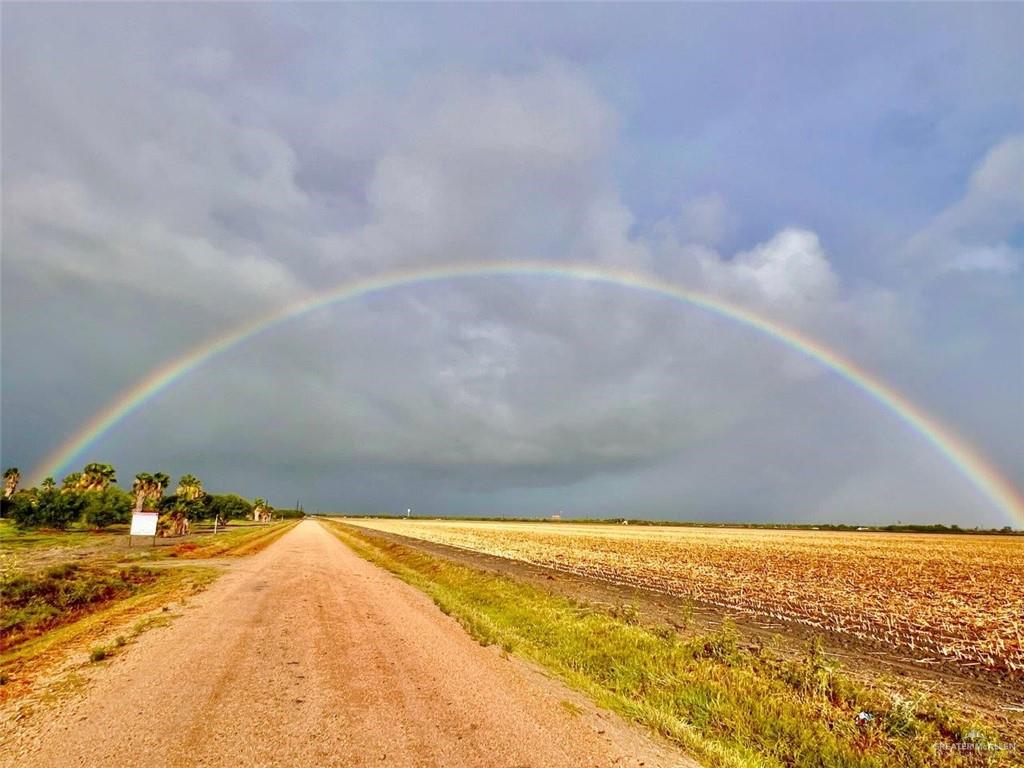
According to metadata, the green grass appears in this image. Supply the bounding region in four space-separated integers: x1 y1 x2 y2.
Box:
324 521 1016 768
1 562 159 646
0 520 294 661
0 519 101 550
2 566 216 672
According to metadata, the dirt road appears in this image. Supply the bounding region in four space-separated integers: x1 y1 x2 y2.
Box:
2 520 692 768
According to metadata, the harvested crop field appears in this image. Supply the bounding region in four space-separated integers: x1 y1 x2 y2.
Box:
348 519 1024 676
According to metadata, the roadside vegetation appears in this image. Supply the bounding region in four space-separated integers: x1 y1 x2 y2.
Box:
0 519 298 658
325 521 1017 768
1 463 292 534
165 520 299 559
1 462 301 696
1 562 157 647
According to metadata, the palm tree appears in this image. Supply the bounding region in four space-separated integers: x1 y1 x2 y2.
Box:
41 477 56 492
61 472 82 492
79 463 117 492
253 498 268 522
167 474 205 536
3 468 19 499
132 473 154 513
176 474 204 502
133 472 171 513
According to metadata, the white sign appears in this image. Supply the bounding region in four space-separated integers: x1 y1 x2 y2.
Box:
130 511 159 536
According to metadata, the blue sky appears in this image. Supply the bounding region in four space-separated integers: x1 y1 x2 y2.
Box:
2 3 1022 525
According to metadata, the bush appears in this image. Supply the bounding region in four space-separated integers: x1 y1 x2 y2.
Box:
6 493 36 527
84 487 133 529
203 493 253 522
1 563 157 643
9 488 87 529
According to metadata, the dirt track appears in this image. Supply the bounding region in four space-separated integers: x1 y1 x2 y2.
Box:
1 520 693 768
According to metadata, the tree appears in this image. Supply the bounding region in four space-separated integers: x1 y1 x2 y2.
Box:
41 477 56 492
79 463 117 492
84 487 132 529
204 494 253 524
3 467 20 499
252 498 272 522
176 475 205 507
61 472 82 492
163 474 206 536
10 487 86 530
132 472 170 513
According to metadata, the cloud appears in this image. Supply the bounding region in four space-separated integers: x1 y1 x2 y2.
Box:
904 135 1024 276
666 193 735 246
701 229 839 310
312 63 616 272
940 244 1019 275
5 175 304 312
2 5 1019 526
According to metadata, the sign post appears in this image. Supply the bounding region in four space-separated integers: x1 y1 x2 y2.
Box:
129 511 159 547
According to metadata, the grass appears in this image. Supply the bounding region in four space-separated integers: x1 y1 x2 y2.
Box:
1 562 159 647
0 520 295 656
1 565 216 701
0 520 99 551
0 518 297 562
166 520 298 559
324 521 1016 768
0 520 295 699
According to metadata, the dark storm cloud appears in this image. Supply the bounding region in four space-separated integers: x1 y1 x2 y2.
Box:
2 4 1021 525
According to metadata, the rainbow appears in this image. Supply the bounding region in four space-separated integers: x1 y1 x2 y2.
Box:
27 261 1024 524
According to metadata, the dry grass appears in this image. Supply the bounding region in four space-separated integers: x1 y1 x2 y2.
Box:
348 519 1024 674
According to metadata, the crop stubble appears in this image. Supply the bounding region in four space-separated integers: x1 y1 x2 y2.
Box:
350 520 1024 675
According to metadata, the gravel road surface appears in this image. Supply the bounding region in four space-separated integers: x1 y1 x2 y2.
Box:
2 520 694 768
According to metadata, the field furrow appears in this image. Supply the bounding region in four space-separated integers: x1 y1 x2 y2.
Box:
348 519 1024 675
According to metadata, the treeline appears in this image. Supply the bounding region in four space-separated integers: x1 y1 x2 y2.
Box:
1 465 291 533
603 520 1023 535
329 512 1020 535
272 508 306 520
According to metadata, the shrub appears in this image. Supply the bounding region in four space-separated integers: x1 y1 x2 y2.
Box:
1 563 157 643
203 493 253 522
9 488 86 529
84 487 133 529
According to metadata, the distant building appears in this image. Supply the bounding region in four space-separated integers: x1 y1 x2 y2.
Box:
551 514 561 521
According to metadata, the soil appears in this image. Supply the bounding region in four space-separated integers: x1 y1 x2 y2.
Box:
352 524 1024 741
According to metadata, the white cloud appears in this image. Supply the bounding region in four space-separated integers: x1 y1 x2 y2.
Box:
701 228 839 310
905 135 1024 275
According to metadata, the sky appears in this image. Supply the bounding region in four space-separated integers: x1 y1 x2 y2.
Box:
2 4 1022 526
